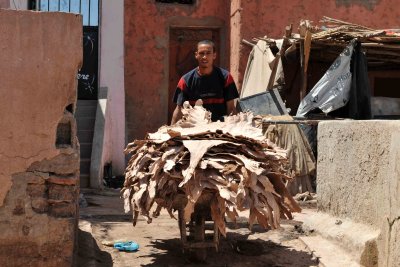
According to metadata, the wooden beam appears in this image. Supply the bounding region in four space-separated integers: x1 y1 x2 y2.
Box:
300 30 312 101
241 39 255 47
267 24 292 90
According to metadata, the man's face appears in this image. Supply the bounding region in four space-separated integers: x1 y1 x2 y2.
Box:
195 44 216 68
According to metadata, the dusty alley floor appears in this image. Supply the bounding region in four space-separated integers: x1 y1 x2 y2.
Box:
77 189 320 267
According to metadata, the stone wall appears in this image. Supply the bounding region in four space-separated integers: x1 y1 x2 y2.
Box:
0 10 82 266
318 121 400 267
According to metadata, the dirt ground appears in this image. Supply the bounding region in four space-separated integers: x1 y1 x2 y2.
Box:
77 189 320 267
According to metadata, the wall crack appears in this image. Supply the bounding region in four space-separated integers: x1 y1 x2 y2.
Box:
0 149 51 161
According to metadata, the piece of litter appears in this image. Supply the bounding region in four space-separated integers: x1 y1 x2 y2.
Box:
102 239 127 247
114 241 139 252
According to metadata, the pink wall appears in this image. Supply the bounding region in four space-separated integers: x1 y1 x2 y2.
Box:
0 0 9 8
124 0 229 140
125 0 400 140
233 0 400 87
240 0 400 40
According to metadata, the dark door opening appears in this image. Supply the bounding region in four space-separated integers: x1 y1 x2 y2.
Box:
78 26 99 100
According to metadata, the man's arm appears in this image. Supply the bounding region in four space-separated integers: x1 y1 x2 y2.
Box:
170 105 183 125
226 99 237 116
221 71 239 116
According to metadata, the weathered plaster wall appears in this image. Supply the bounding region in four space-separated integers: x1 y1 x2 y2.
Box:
124 0 229 140
318 121 400 267
231 0 400 88
240 0 400 41
0 0 8 8
0 9 82 265
230 0 242 87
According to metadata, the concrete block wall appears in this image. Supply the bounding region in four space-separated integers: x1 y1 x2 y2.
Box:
318 121 400 267
0 10 82 266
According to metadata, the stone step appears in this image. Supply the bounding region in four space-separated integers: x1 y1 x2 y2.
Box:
299 235 360 267
76 117 96 131
76 100 97 118
80 143 92 159
296 210 380 267
80 174 90 188
76 100 97 188
77 100 97 107
77 130 94 144
80 159 91 176
75 105 97 117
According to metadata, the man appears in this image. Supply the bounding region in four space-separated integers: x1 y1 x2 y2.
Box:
171 40 239 124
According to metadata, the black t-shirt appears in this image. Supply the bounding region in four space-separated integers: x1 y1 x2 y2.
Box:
173 67 239 121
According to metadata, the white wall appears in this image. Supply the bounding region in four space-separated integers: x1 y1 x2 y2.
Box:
317 120 400 266
99 0 125 175
9 0 28 9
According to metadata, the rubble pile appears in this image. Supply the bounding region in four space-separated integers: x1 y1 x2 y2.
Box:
122 102 300 236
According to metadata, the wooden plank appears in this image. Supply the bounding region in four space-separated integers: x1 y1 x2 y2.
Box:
300 30 311 101
262 120 321 126
361 43 400 49
241 39 255 47
364 49 400 57
304 31 312 73
213 221 220 252
321 16 373 30
267 24 292 90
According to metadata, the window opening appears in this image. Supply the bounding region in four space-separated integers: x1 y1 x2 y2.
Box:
56 121 72 148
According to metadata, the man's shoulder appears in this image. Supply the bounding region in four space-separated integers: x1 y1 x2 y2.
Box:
214 66 231 78
181 67 198 80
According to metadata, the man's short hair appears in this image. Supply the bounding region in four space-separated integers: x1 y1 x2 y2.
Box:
197 40 216 52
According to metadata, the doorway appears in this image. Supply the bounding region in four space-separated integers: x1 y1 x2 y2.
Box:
168 28 220 122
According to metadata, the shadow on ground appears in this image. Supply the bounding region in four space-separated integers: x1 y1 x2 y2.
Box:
139 231 319 267
76 229 113 267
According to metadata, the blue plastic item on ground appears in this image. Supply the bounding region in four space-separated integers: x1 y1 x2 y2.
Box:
113 241 139 252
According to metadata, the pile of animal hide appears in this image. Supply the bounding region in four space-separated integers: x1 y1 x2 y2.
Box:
122 102 301 236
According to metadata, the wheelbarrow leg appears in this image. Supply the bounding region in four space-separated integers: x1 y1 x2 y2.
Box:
178 209 187 246
213 220 220 252
194 213 207 261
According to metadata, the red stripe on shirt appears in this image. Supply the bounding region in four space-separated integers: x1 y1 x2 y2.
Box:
224 74 234 87
188 98 225 105
177 78 187 91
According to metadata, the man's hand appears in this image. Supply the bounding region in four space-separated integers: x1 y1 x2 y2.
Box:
226 99 237 116
170 105 183 125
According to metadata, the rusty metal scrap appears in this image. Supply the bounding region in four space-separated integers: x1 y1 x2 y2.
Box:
122 103 301 236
